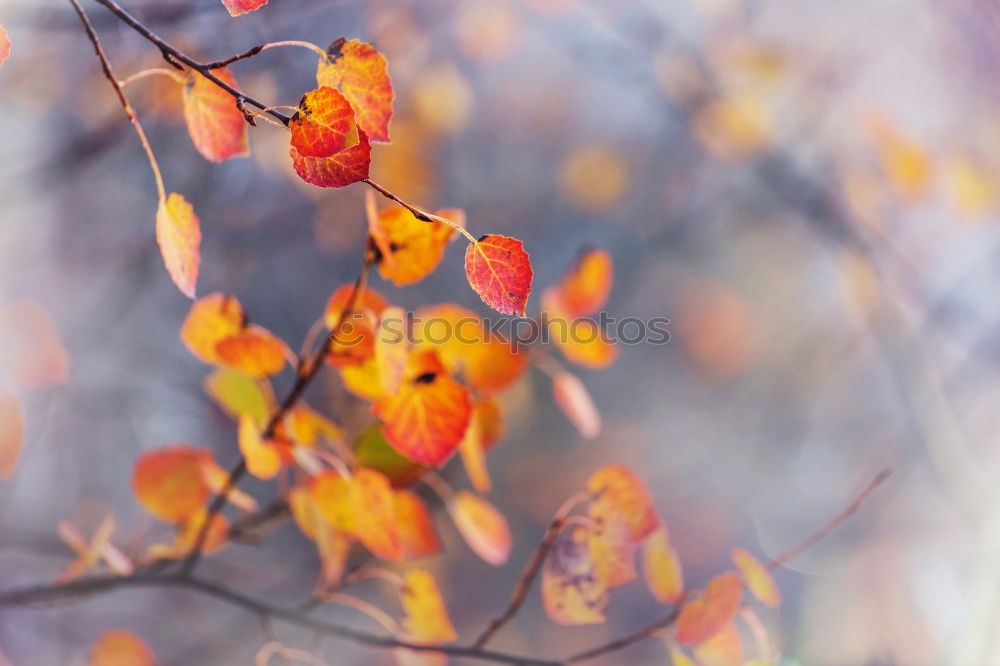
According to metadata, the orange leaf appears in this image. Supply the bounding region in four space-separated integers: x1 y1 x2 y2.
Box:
541 528 608 625
325 284 389 329
449 490 511 565
182 68 249 162
131 446 212 523
400 569 458 644
317 39 395 143
180 293 246 364
693 622 743 666
289 487 352 585
368 197 462 285
282 404 345 448
642 525 684 604
373 350 471 467
548 316 617 369
220 0 267 16
155 193 201 299
89 630 157 666
674 571 743 645
731 547 780 608
352 425 424 487
464 235 533 316
394 490 440 558
587 512 638 587
0 390 24 480
312 468 402 560
214 324 287 377
0 300 70 388
291 87 361 158
0 25 10 67
238 413 281 479
554 248 613 318
587 465 658 543
459 399 497 493
325 283 388 366
552 371 601 439
376 306 409 394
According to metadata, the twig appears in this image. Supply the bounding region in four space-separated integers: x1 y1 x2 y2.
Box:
0 573 560 666
473 492 592 648
90 0 292 125
564 603 684 663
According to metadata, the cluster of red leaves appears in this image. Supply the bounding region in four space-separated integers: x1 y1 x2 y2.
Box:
541 465 782 665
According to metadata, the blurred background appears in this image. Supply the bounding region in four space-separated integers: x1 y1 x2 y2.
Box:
2 0 999 663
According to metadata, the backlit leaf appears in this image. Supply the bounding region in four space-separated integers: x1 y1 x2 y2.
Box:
464 235 533 316
214 324 288 378
587 465 658 543
459 398 500 493
731 547 780 608
0 300 70 388
0 391 24 480
238 413 281 480
674 571 743 645
312 468 402 560
547 315 617 369
282 404 345 448
325 284 388 366
132 446 212 523
180 293 246 364
369 196 463 285
642 526 684 603
289 87 370 188
89 630 157 666
373 350 471 467
588 511 638 587
0 25 10 68
554 249 613 318
155 193 201 299
353 425 424 486
541 528 608 625
220 0 267 17
394 490 440 558
449 490 511 565
204 368 273 426
552 371 601 439
693 622 743 666
399 569 458 644
289 487 351 585
317 39 394 143
182 68 249 162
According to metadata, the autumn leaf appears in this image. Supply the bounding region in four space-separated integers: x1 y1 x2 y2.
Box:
180 293 246 364
373 350 471 467
464 235 533 316
325 283 388 366
89 630 157 666
0 300 70 388
219 0 267 17
204 368 274 427
449 490 511 565
0 390 24 480
394 490 440 558
312 468 402 560
674 571 743 645
587 465 659 543
289 87 370 188
731 547 780 608
541 528 608 625
0 25 10 68
399 569 458 644
155 193 201 299
552 371 601 439
693 622 743 666
368 196 463 286
459 398 503 493
376 305 409 394
587 512 638 587
282 404 345 448
182 68 249 162
325 283 389 329
214 324 288 378
317 39 394 143
238 413 281 479
642 526 684 604
352 425 424 486
547 316 617 369
552 248 613 318
289 487 352 585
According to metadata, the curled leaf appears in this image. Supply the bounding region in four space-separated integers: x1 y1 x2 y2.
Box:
464 235 533 316
155 193 201 299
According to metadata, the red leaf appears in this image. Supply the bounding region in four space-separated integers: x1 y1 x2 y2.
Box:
220 0 267 17
0 25 11 67
464 235 533 316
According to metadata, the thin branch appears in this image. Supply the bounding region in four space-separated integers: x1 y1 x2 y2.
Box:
473 491 592 649
564 603 684 663
67 0 165 200
90 0 292 125
766 467 892 571
0 573 560 666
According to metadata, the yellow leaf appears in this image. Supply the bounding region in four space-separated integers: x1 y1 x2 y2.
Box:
155 193 201 299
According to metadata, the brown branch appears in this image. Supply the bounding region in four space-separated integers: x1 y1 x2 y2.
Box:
0 573 561 666
473 492 591 649
204 44 264 70
766 467 892 571
89 0 292 125
179 247 377 575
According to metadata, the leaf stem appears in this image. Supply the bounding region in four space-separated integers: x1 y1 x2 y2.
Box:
119 66 185 87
